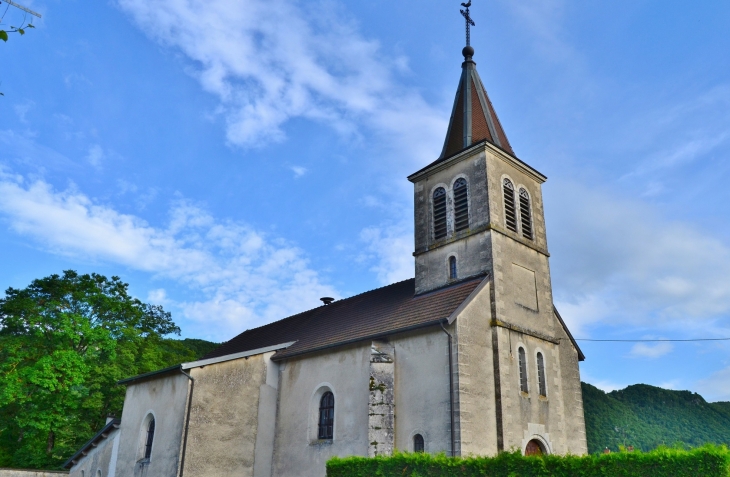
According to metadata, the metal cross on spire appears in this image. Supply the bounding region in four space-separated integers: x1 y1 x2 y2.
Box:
460 1 475 46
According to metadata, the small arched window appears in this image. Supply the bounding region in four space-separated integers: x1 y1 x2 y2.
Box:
433 187 447 240
503 179 517 232
413 434 425 452
537 352 547 397
318 392 335 440
453 178 469 232
144 417 155 460
449 256 457 280
519 188 533 240
518 347 528 393
97 470 102 477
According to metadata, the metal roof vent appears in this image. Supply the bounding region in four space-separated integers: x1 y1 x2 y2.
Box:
320 297 335 306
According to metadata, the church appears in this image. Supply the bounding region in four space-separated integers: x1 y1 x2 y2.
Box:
63 11 588 477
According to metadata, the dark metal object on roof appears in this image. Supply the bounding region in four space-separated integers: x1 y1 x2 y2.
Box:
320 297 335 305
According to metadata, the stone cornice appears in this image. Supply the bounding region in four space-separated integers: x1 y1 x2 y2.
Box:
413 223 549 257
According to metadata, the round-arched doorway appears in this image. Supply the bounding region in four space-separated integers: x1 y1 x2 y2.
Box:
525 439 546 456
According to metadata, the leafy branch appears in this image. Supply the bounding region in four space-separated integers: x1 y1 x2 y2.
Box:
0 21 34 42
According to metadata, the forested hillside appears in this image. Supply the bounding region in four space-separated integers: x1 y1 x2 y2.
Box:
582 382 730 453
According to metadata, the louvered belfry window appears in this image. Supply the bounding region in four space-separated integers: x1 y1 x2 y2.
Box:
318 392 335 440
503 179 517 232
518 347 528 393
433 187 447 240
537 352 547 397
453 178 469 232
519 188 533 240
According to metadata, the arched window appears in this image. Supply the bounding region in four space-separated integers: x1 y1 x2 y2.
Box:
144 417 155 460
413 434 425 452
519 188 533 240
433 187 447 240
537 352 547 397
503 179 517 232
453 178 469 232
518 347 528 393
318 392 335 440
96 471 102 477
449 256 457 279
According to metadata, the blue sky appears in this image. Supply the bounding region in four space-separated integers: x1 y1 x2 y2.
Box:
1 0 729 401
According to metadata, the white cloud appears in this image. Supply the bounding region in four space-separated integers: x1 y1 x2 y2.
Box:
115 0 445 165
14 101 34 124
696 366 730 402
628 342 673 359
86 144 105 168
0 172 337 340
359 221 413 285
582 374 626 393
290 165 307 178
550 181 730 335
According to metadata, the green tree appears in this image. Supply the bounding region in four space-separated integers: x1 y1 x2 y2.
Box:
0 270 181 469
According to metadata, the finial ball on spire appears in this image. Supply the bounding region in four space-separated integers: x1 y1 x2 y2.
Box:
462 45 474 59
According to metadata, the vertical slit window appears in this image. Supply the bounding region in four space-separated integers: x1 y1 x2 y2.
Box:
519 188 533 240
453 178 469 232
318 392 335 440
144 417 155 460
518 347 528 393
503 179 517 232
449 256 457 280
433 187 447 240
537 352 547 397
414 434 425 452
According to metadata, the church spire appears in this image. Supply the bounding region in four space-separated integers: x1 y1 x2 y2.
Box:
440 3 514 159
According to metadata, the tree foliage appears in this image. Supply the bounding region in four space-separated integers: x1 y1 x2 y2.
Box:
582 382 730 454
0 271 216 469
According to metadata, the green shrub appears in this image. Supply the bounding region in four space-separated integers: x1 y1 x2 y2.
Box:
327 445 730 477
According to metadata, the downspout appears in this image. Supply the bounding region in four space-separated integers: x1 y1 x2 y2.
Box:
178 367 195 477
440 320 456 457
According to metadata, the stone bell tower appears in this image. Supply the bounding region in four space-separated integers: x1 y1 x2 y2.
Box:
408 43 549 297
408 15 587 455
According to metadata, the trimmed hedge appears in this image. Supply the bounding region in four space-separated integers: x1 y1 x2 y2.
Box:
327 445 730 477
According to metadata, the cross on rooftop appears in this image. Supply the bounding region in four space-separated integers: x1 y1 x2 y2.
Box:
460 1 475 47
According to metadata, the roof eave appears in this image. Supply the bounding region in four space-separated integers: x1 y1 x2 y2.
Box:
408 141 546 184
117 364 182 386
553 305 586 361
270 318 447 362
63 419 121 469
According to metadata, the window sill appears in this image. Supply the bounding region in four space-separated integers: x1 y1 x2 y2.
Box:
310 439 333 447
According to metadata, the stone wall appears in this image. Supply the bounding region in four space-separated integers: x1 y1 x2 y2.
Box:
114 371 190 477
184 354 268 477
368 341 395 457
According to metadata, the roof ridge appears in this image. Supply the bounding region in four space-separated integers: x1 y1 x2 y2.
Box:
232 278 416 335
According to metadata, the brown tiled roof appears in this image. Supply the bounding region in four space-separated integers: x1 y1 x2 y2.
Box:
202 276 485 361
440 56 515 159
